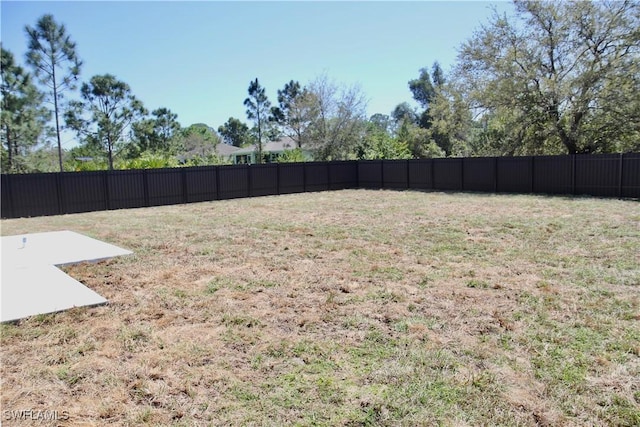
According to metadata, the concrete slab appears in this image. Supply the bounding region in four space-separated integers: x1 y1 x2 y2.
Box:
1 231 132 322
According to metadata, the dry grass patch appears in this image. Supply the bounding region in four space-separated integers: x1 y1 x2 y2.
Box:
1 189 639 426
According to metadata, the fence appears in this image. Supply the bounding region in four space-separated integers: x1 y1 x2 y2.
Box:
1 153 639 219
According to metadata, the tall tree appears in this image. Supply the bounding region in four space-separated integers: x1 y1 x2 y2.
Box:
456 0 640 154
391 102 418 127
408 62 444 129
176 123 222 163
271 80 319 148
1 46 49 172
132 107 181 154
243 78 271 163
218 116 251 147
306 74 367 160
25 14 82 171
65 74 145 170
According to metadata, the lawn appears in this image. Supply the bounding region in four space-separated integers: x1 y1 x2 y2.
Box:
1 189 639 426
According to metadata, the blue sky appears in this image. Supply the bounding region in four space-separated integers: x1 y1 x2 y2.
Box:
1 1 513 148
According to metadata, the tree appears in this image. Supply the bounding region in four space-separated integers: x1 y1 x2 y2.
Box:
25 14 82 171
131 107 181 155
218 117 251 147
396 119 444 158
176 123 223 164
305 74 368 160
271 80 319 148
456 0 640 154
408 62 446 129
391 102 418 127
1 46 49 172
243 78 271 163
65 74 146 170
427 83 473 156
357 120 411 160
408 67 435 110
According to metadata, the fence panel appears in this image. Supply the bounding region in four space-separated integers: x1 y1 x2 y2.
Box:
533 155 573 194
2 154 639 219
185 166 217 203
147 168 184 206
304 162 330 192
218 165 249 200
575 154 619 197
497 157 533 193
408 159 433 189
60 171 106 214
250 164 279 197
622 153 640 198
329 161 358 190
107 170 146 210
463 157 495 192
6 173 60 217
278 163 305 194
358 161 383 188
433 158 463 191
0 174 12 218
383 160 408 189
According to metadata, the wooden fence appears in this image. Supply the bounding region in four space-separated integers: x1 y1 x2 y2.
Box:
2 153 639 219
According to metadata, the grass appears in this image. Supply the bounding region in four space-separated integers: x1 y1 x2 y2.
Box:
1 189 639 426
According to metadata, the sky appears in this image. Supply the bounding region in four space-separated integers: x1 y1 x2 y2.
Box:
1 0 514 149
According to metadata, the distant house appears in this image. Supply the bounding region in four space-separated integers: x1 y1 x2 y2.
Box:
215 143 240 163
232 136 312 164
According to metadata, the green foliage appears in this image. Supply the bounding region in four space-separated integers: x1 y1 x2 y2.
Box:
408 67 436 110
65 74 146 170
244 78 271 163
271 80 319 149
1 46 49 173
218 116 251 147
305 74 367 160
130 107 181 156
275 148 306 163
25 14 82 172
456 0 640 154
357 121 411 160
396 119 444 158
176 123 222 163
118 152 179 170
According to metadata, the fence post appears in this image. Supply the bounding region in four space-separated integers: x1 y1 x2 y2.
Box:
460 158 465 191
55 173 64 215
327 162 331 190
618 152 624 198
380 160 384 189
103 171 110 210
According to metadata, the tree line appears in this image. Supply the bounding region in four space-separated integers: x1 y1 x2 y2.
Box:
2 1 638 173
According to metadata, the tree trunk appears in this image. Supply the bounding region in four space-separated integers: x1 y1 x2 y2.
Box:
51 61 64 172
5 124 13 172
107 135 114 170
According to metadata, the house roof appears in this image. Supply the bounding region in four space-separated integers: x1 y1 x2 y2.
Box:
215 143 241 156
232 137 299 155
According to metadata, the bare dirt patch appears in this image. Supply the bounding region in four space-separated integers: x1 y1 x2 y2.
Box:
2 190 639 426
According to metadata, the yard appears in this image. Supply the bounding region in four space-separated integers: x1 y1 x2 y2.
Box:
1 189 639 426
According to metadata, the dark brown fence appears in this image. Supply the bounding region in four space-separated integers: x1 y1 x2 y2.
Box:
1 153 638 219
